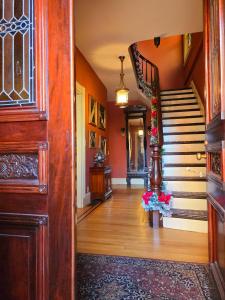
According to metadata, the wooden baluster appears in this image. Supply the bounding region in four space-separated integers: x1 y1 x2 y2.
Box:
150 144 162 194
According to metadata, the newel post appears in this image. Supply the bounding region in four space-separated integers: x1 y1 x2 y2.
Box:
150 144 162 195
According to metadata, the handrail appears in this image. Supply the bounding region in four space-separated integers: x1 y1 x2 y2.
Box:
129 43 163 194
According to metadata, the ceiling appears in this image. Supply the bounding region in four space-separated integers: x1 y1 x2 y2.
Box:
75 0 203 103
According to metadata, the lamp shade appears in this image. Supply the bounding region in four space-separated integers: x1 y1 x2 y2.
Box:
116 87 129 108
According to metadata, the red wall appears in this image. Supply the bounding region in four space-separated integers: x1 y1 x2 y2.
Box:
108 101 151 179
183 32 205 105
137 36 184 90
76 48 108 190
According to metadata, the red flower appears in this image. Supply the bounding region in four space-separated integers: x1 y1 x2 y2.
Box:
152 98 157 105
158 192 172 204
142 191 153 204
151 110 157 118
151 127 158 136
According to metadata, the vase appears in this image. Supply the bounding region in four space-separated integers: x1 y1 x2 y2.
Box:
148 210 163 229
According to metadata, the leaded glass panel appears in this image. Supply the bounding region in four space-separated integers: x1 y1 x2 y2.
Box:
0 0 35 107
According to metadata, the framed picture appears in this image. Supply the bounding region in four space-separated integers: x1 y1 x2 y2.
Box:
99 136 107 155
98 103 106 130
89 96 97 126
89 131 97 148
183 33 192 64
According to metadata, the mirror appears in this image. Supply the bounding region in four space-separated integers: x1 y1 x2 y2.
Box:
124 105 148 187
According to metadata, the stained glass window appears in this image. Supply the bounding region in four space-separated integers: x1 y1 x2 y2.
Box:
0 0 35 107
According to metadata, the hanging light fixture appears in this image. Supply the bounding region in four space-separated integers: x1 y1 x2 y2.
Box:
115 56 129 108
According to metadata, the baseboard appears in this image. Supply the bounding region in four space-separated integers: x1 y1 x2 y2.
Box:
83 192 91 206
112 178 145 185
210 262 225 299
190 81 205 119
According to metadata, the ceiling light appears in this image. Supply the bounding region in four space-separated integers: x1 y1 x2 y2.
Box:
115 56 129 108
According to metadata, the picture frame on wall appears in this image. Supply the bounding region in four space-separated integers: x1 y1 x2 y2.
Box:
98 103 106 130
99 136 107 155
89 96 97 126
89 131 97 148
183 33 192 64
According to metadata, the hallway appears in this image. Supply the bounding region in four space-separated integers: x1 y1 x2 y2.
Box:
77 186 208 263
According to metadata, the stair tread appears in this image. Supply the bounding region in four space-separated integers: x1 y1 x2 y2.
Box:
172 191 206 199
163 108 201 113
161 102 197 107
164 163 206 167
163 131 205 136
163 176 206 181
171 209 208 221
164 140 204 145
163 115 203 120
163 122 205 127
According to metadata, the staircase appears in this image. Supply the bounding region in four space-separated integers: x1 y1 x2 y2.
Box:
160 88 208 233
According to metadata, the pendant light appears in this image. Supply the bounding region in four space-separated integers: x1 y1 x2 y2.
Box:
115 56 129 108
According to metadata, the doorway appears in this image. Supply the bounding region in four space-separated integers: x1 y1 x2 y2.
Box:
76 82 88 208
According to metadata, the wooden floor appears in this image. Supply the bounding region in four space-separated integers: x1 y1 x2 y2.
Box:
77 186 208 263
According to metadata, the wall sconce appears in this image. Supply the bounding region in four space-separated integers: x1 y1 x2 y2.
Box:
120 128 125 136
154 37 160 48
115 56 129 108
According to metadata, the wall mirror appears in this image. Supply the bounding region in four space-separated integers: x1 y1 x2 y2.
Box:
124 105 148 187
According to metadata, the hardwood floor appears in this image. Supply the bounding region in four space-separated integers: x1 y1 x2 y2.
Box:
77 186 208 263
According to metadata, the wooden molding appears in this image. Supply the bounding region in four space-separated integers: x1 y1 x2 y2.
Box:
0 141 48 194
0 213 48 226
210 262 225 299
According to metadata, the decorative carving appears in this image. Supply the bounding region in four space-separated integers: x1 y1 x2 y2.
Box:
0 153 38 180
211 152 222 177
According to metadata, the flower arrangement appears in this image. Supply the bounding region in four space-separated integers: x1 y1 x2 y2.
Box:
141 190 173 217
93 149 105 166
150 96 158 144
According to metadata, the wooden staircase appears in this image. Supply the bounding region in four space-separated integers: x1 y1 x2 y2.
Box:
160 88 208 233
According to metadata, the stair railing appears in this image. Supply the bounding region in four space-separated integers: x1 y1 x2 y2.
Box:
129 43 163 194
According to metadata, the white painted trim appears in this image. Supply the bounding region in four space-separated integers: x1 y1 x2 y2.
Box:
76 82 86 208
83 192 91 207
190 81 205 119
112 178 145 185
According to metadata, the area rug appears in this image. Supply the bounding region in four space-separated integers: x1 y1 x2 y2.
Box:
77 254 220 300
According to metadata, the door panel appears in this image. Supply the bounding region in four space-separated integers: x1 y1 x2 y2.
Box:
205 0 225 298
0 0 75 299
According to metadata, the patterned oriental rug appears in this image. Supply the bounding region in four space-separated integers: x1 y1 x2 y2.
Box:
77 254 220 300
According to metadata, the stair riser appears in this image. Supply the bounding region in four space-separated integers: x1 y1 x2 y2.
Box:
161 99 197 106
163 155 206 164
164 167 206 177
163 125 205 133
161 89 192 95
163 143 205 152
172 198 207 210
164 181 206 193
164 134 205 142
162 104 199 112
163 117 205 125
161 94 195 100
163 218 208 233
163 111 202 118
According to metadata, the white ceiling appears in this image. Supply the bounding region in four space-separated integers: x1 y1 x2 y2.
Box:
75 0 203 102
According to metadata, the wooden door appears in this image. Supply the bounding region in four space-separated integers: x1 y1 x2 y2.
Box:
0 0 75 299
205 0 225 298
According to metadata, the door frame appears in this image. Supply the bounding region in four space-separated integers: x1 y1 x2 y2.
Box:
76 82 87 208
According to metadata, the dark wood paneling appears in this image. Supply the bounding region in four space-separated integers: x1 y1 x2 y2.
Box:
0 213 48 300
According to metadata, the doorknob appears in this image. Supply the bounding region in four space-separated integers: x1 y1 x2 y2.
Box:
196 153 207 160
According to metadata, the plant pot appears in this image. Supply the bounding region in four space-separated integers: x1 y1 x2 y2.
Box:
148 210 163 229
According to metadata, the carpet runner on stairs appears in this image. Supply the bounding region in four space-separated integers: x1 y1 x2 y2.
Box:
161 88 207 233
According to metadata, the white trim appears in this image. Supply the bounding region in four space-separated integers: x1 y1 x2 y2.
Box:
83 192 91 207
190 81 205 119
76 82 86 208
112 178 145 185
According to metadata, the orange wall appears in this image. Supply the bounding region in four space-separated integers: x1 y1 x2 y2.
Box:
108 101 151 179
183 32 205 105
137 35 184 90
76 48 108 191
